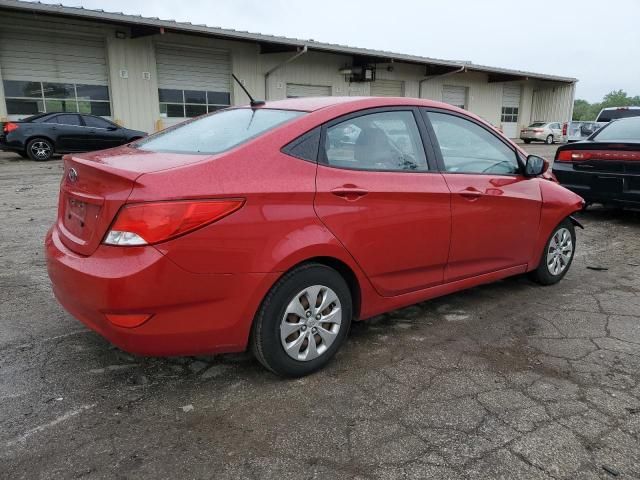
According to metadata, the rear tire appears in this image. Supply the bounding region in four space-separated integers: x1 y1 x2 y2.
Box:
251 263 352 377
529 218 576 286
545 135 554 145
523 139 532 144
26 138 54 161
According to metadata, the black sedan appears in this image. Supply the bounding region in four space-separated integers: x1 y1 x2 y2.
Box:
1 113 146 161
553 117 640 209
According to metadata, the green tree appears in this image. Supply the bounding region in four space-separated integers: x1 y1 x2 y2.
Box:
572 99 593 120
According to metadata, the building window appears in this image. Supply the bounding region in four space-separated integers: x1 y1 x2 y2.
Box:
501 107 519 123
159 89 230 118
3 80 111 116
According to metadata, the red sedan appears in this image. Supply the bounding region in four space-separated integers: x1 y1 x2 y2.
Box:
46 97 584 377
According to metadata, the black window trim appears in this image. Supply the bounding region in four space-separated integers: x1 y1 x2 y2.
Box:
420 107 526 177
316 106 440 174
281 126 322 164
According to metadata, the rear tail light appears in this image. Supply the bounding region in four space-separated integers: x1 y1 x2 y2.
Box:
557 150 640 162
104 199 245 246
3 122 19 134
562 123 567 135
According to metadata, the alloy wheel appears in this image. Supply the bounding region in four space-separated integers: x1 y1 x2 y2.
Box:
280 285 342 361
546 227 573 276
30 141 51 160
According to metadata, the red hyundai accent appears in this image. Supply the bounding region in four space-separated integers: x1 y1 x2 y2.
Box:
46 97 584 376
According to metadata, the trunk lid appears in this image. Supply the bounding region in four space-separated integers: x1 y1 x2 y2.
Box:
57 146 210 255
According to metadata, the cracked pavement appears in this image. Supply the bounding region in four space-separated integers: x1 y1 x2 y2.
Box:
1 146 639 479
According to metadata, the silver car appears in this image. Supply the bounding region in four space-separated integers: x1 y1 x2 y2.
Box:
520 122 563 144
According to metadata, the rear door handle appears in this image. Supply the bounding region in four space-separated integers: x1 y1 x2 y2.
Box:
331 186 369 201
458 187 483 200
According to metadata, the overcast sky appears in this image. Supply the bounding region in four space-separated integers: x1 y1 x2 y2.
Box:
39 0 640 102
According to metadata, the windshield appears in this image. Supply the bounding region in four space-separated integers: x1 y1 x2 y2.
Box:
596 108 640 123
528 122 546 127
592 117 640 142
137 108 305 154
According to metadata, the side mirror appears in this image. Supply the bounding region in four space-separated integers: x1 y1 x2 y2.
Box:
525 154 548 177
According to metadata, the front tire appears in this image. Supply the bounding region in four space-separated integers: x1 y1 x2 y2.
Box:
545 135 554 145
26 138 54 161
529 219 576 285
251 263 353 377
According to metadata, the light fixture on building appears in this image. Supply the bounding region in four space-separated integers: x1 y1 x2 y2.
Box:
115 31 127 39
339 65 375 83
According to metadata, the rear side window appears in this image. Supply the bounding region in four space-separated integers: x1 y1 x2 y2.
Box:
83 116 114 129
138 108 305 154
323 111 428 171
596 108 640 122
427 111 519 174
592 117 640 142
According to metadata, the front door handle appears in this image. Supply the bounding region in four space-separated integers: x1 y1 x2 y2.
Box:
331 186 369 201
458 187 483 200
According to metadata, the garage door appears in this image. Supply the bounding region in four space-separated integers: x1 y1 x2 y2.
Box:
370 80 404 97
156 43 231 125
286 84 332 98
442 85 467 109
0 29 110 118
501 85 522 138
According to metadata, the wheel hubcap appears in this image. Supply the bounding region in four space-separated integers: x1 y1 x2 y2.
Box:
31 142 51 159
280 285 342 361
546 227 573 276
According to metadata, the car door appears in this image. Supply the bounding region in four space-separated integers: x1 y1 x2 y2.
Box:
82 115 126 150
314 108 451 297
52 114 86 152
422 109 542 282
551 123 562 142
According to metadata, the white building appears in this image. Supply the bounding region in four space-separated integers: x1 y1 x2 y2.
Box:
0 0 577 138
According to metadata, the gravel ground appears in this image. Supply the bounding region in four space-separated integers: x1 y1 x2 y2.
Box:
1 146 639 480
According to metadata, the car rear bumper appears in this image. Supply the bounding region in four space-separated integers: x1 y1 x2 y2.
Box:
553 162 640 207
520 132 547 141
45 226 278 356
0 137 23 152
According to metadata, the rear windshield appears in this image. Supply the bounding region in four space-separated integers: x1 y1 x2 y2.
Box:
137 108 305 154
596 108 640 122
592 117 640 142
528 122 546 127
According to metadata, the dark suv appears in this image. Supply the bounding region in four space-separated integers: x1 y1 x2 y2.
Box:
1 113 146 161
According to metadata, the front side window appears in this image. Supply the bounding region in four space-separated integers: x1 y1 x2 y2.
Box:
427 112 519 175
137 108 304 154
324 111 428 171
159 88 231 118
2 80 111 116
54 114 82 126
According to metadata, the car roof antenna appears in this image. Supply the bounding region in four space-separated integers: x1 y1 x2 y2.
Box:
232 74 265 108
